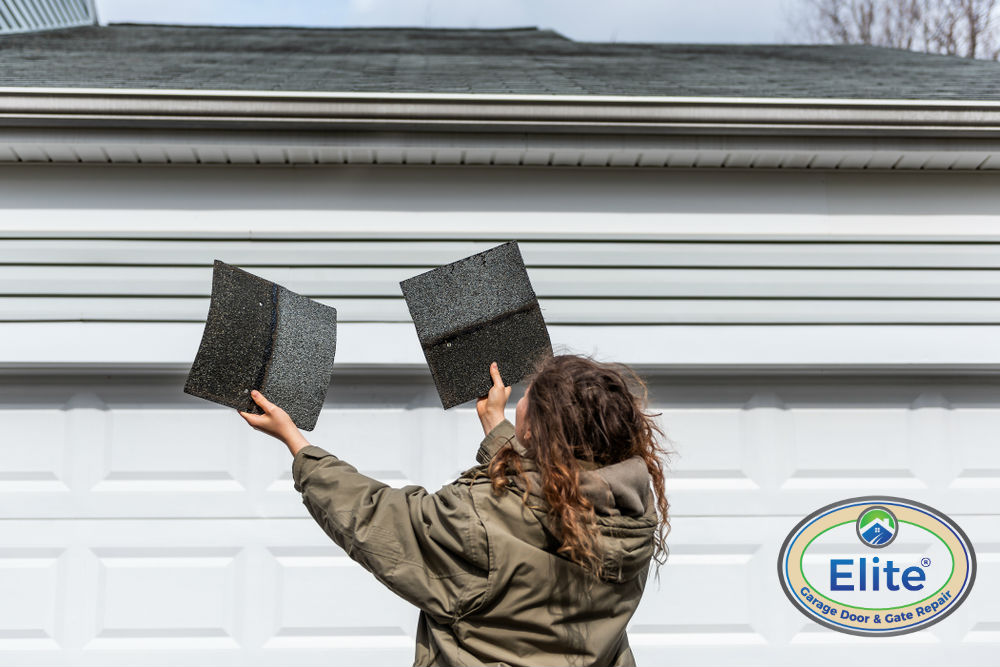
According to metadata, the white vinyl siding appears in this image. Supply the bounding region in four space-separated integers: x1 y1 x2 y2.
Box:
1 166 1000 328
0 0 94 35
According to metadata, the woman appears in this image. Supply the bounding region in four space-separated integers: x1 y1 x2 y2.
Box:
241 353 672 666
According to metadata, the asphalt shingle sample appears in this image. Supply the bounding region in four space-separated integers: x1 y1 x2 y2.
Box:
401 241 552 409
184 260 337 431
263 287 338 430
1 24 1000 99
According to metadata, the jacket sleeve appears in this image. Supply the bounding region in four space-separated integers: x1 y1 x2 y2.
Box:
291 444 491 624
475 418 519 466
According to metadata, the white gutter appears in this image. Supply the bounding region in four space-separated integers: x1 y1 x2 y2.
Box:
3 87 1000 136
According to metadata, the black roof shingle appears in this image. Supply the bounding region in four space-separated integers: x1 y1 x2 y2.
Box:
1 23 999 99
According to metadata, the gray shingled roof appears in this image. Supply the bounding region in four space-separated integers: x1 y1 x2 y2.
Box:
1 23 999 99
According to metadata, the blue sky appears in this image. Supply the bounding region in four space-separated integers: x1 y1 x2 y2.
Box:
95 0 799 43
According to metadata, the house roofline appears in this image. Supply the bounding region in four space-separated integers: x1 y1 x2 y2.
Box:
3 87 1000 137
3 87 1000 168
5 86 1000 106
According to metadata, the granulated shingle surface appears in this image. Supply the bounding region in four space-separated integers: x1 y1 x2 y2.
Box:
402 241 538 346
184 260 276 415
422 306 551 409
401 241 553 409
262 286 338 431
184 260 337 431
2 24 1000 99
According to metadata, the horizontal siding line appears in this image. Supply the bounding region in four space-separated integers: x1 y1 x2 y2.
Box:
6 320 1000 326
0 370 994 382
3 263 1000 271
7 268 1000 293
4 236 1000 245
0 514 996 520
9 301 1000 322
3 295 1000 301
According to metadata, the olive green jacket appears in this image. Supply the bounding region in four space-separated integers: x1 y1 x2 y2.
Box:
291 418 658 666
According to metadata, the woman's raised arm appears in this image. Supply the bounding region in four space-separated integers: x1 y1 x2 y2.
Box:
238 389 491 624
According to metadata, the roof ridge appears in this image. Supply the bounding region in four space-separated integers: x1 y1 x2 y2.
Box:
104 22 560 35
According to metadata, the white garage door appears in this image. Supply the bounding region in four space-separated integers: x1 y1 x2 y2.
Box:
1 371 996 666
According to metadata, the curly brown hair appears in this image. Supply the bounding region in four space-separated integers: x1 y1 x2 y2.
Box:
487 353 673 581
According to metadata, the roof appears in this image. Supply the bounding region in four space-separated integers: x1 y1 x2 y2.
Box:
2 23 1000 169
1 23 999 99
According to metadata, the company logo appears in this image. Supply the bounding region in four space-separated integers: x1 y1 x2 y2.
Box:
777 496 976 636
856 506 897 548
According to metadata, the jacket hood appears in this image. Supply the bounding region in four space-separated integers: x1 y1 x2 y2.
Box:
504 440 658 584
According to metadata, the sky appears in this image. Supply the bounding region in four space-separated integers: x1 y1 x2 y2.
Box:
94 0 801 44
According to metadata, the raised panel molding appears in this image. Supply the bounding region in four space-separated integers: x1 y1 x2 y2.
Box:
0 548 64 651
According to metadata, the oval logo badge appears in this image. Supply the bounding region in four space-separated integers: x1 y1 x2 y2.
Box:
777 496 976 636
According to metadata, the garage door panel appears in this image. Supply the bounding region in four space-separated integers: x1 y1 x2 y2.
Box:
653 407 757 492
91 547 242 650
952 410 1000 487
631 547 760 635
0 518 426 665
0 515 995 665
302 409 417 480
268 547 419 649
652 378 1000 515
0 548 64 652
787 408 910 474
960 538 1000 643
102 407 250 491
0 408 70 494
4 375 1000 518
1 372 998 665
0 376 500 519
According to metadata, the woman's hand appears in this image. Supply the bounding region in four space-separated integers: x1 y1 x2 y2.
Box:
476 361 511 435
240 390 311 456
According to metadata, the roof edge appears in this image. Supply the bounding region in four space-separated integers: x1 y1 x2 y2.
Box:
103 22 557 35
3 87 1000 137
3 86 1000 106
